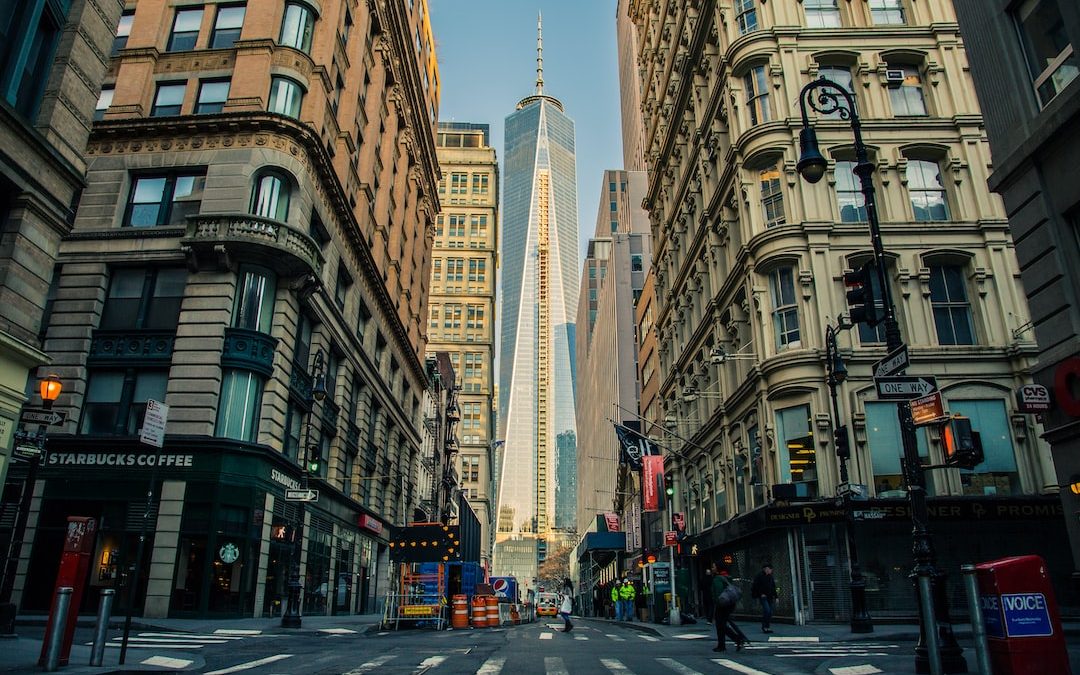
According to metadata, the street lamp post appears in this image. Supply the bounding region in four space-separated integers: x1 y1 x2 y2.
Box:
825 323 872 633
281 351 327 629
798 77 965 672
0 374 63 635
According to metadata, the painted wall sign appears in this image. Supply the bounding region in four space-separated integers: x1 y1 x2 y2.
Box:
46 452 194 468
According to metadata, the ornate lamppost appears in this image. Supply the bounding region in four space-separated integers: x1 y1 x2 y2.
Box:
281 351 327 628
797 77 964 671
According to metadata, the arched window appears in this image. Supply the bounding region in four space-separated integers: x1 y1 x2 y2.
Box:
268 76 304 118
279 2 315 53
251 170 291 220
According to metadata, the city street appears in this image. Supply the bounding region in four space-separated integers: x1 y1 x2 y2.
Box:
13 615 1080 675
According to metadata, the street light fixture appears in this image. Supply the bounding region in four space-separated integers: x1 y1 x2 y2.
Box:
798 76 964 670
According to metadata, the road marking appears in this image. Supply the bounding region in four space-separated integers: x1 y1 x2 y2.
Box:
476 657 505 674
119 636 231 644
777 653 888 658
204 655 292 675
102 642 204 649
413 655 447 673
640 635 660 641
710 659 775 675
604 633 626 641
767 636 819 642
574 635 589 640
830 667 883 675
214 629 263 635
540 632 554 640
658 658 704 674
544 657 569 675
673 633 709 639
137 632 246 640
140 656 194 669
344 654 396 674
319 628 358 634
601 658 633 672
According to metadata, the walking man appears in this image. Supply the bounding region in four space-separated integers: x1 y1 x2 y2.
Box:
618 578 636 622
611 582 621 620
710 563 747 653
751 562 778 633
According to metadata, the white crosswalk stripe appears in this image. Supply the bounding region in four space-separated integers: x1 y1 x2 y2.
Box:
204 655 292 675
140 656 193 669
476 657 505 674
344 654 397 674
710 660 775 675
604 633 626 641
601 658 634 673
640 635 660 641
544 657 569 675
657 657 705 674
92 630 264 651
830 666 883 675
412 655 447 673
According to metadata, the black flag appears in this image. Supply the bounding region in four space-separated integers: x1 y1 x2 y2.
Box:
614 423 660 470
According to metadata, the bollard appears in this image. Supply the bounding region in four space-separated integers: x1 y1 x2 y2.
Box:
917 572 943 675
44 587 73 672
90 589 116 666
961 564 993 675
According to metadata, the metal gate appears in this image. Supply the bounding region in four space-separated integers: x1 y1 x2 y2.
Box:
800 525 851 623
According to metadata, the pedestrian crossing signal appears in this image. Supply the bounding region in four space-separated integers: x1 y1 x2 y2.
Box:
942 416 983 469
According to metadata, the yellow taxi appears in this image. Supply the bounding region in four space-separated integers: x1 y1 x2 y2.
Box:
536 592 559 617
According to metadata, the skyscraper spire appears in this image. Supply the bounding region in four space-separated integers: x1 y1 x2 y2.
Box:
536 12 544 95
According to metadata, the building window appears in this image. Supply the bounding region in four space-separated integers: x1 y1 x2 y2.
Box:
233 266 276 333
888 64 927 116
866 402 930 495
949 399 1020 496
1015 0 1078 107
776 405 816 498
210 4 245 49
869 0 905 25
167 7 204 52
251 170 291 220
0 0 68 118
760 162 785 228
293 312 314 372
804 0 840 28
94 87 114 121
907 159 950 221
101 267 188 330
112 10 134 55
835 161 866 223
744 64 771 124
280 2 315 53
216 369 264 442
151 81 187 117
357 299 370 337
195 79 230 114
735 0 758 35
631 254 644 272
81 370 169 436
471 173 489 194
817 66 853 118
770 266 800 349
450 172 468 194
125 171 206 227
335 266 353 310
268 76 304 118
929 264 975 345
283 400 304 460
854 261 887 345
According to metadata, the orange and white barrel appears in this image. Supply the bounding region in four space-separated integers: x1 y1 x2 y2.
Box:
470 594 488 628
451 594 468 629
486 595 500 626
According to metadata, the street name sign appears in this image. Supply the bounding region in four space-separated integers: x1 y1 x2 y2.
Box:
873 345 910 378
13 442 42 460
285 489 319 502
20 408 67 426
876 375 938 399
910 391 947 426
139 399 168 448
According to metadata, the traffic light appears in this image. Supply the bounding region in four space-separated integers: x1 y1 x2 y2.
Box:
306 443 322 474
664 474 674 497
942 416 983 469
834 424 851 460
843 263 881 326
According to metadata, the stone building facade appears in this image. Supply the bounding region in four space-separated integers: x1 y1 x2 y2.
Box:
625 0 1069 622
9 0 441 620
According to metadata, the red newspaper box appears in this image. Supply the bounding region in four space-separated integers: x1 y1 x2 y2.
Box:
975 554 1070 675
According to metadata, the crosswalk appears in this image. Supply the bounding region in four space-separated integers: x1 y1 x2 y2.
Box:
90 628 265 651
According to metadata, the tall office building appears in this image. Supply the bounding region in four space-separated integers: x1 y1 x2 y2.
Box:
495 17 580 587
430 122 499 569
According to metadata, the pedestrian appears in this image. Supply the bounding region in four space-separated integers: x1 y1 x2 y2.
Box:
611 582 621 620
710 563 747 653
751 562 778 633
618 578 636 622
702 565 716 622
558 577 574 632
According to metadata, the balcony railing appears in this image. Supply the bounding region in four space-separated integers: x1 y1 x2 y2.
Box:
221 327 278 378
89 330 175 364
182 213 323 278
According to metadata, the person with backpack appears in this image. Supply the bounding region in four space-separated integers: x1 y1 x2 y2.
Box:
751 562 778 633
558 578 574 632
710 563 748 653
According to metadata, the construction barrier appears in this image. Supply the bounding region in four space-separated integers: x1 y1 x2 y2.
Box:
451 594 468 629
486 595 499 626
470 595 488 628
510 604 520 625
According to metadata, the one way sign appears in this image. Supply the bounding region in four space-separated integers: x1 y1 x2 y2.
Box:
876 375 938 399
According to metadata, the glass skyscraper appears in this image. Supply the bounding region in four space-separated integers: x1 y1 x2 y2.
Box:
494 16 579 587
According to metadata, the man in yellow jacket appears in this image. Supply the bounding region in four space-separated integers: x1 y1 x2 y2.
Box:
618 579 636 622
611 583 622 620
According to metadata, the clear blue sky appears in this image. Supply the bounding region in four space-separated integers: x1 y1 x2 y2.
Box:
428 0 624 263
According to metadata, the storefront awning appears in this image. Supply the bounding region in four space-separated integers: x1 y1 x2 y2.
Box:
575 531 626 562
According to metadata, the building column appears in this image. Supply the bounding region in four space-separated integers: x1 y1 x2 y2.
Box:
10 479 44 606
144 480 186 618
252 492 274 618
299 510 310 611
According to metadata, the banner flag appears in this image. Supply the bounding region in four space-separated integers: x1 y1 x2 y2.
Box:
613 423 661 470
643 454 665 512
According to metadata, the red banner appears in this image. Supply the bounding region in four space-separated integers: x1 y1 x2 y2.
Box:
643 455 664 512
603 512 621 532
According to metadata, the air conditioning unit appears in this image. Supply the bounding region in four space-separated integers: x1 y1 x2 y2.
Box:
885 69 906 89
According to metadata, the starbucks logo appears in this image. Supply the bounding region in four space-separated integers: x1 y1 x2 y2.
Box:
219 543 240 564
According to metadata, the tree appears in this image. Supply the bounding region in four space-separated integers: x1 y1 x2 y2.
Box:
537 544 573 588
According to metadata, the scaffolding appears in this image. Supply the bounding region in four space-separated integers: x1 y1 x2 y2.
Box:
382 562 448 630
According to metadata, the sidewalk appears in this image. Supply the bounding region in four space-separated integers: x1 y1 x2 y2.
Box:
1 612 385 674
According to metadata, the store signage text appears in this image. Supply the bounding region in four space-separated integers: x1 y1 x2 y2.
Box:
271 469 301 490
46 452 193 467
358 514 383 534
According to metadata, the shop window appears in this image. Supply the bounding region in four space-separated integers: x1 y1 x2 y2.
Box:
94 86 114 121
233 266 276 334
268 76 304 118
216 369 264 441
151 81 187 117
907 159 950 221
805 0 841 28
1 0 67 119
125 170 205 227
835 161 867 223
744 64 771 125
167 7 203 52
1015 0 1078 107
770 266 800 349
81 369 168 435
195 78 230 114
100 267 188 330
735 0 758 35
112 9 134 55
280 3 315 53
866 401 931 495
250 169 291 221
776 404 817 498
929 264 975 345
949 399 1020 495
210 4 245 49
869 0 905 25
887 64 927 116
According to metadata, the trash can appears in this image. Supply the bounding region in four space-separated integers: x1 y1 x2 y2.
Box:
975 554 1071 675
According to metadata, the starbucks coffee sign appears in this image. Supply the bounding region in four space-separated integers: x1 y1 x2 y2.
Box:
46 452 194 468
